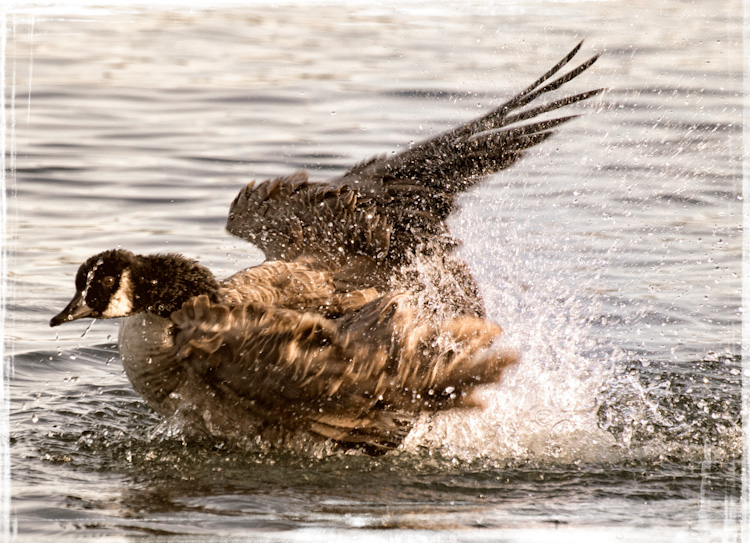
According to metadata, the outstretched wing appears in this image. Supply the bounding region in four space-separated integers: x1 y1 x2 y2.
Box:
227 42 602 268
226 171 392 269
336 41 602 206
334 41 603 254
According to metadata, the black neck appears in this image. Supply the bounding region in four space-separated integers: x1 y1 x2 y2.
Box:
131 253 221 318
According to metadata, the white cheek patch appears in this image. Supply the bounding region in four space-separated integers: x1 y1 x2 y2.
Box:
102 268 134 318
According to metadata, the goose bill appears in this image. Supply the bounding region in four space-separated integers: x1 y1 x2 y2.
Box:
50 293 96 327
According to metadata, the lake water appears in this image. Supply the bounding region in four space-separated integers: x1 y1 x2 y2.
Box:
3 1 743 541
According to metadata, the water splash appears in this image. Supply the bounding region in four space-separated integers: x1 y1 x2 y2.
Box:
80 318 96 338
396 189 741 466
401 236 620 463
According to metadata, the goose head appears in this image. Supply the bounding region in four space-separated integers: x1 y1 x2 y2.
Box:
50 249 220 327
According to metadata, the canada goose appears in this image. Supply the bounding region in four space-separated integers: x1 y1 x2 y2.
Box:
51 42 601 454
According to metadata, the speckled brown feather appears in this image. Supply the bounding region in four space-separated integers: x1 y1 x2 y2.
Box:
226 172 391 273
219 258 379 317
225 43 602 314
170 293 517 452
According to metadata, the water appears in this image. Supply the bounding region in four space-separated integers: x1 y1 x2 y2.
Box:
4 1 743 541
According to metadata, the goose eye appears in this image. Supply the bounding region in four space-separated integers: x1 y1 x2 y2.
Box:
102 276 116 288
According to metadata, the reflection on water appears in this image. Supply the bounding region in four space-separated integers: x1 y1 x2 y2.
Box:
5 1 742 541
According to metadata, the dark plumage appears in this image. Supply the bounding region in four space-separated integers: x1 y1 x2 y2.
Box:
226 41 603 315
51 43 601 454
50 250 220 325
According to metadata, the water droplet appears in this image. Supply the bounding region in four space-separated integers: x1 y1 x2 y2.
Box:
81 319 95 338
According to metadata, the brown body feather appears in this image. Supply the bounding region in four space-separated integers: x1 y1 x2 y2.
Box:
219 258 379 316
169 289 516 453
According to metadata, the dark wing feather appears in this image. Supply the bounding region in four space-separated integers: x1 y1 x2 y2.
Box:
334 41 604 225
226 171 391 266
227 43 601 271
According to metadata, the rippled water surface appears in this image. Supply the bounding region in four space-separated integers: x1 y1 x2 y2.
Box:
4 1 743 541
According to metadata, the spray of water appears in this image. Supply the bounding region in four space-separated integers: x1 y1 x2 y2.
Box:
400 225 621 463
397 186 740 466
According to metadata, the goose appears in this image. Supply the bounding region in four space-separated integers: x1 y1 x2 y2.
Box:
50 43 602 454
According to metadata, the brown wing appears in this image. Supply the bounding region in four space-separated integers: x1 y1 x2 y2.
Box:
334 42 603 220
226 171 391 268
226 43 601 290
170 294 517 453
332 43 602 259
